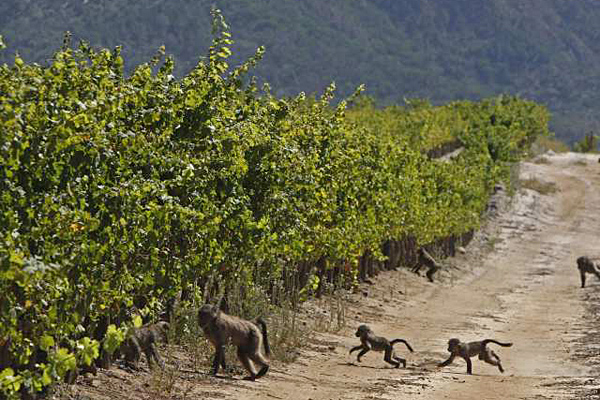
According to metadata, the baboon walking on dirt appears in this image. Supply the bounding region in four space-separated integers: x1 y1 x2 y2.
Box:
198 304 271 381
120 321 170 369
350 324 414 368
412 248 441 282
577 256 600 288
438 338 512 374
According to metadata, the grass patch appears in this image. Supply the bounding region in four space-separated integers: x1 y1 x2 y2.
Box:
520 178 558 195
529 135 570 156
312 284 348 334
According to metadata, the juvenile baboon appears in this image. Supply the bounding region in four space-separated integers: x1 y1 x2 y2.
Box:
198 304 271 381
438 338 512 374
577 256 600 288
412 248 441 282
349 324 414 368
120 321 169 370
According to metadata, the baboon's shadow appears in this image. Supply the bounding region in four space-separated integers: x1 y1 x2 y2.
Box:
341 362 408 370
438 370 495 377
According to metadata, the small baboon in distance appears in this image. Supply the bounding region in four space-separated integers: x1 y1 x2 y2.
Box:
577 256 600 288
120 321 169 370
438 338 512 374
198 304 270 381
412 247 441 282
349 324 414 368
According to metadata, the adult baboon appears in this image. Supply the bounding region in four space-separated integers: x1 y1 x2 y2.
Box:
120 321 169 369
438 338 512 374
349 324 414 368
412 247 441 282
577 256 600 288
198 304 270 381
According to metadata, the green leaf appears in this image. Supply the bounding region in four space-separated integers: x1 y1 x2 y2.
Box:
0 368 21 392
76 337 100 366
103 325 125 354
39 335 55 351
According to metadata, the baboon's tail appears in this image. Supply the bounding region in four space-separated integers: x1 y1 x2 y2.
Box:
482 339 513 347
256 317 271 356
390 339 414 352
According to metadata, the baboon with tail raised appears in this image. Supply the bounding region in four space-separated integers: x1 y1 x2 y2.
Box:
350 324 414 368
438 338 512 374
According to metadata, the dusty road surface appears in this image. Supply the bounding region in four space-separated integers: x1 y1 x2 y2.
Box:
63 152 600 400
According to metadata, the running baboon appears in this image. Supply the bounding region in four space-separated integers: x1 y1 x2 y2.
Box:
412 247 441 282
349 324 414 368
198 304 271 381
438 338 512 374
120 321 169 369
577 256 600 288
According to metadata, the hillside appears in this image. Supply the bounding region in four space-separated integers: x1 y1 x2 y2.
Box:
2 0 600 142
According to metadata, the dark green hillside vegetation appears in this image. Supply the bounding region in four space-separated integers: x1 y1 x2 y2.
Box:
0 0 595 142
0 17 549 398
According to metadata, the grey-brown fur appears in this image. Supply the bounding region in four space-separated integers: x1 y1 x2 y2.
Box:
411 248 441 282
438 338 512 374
349 324 414 368
120 321 169 369
577 256 600 288
198 304 271 381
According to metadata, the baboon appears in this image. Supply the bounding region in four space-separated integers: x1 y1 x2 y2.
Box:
120 321 169 370
438 338 512 374
411 247 441 282
198 304 271 381
349 324 414 368
577 256 600 288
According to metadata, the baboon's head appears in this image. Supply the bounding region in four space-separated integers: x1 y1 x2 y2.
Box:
577 256 589 268
355 324 372 338
198 304 219 328
447 338 460 352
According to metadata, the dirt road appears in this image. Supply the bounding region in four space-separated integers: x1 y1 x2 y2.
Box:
64 152 600 399
207 152 600 400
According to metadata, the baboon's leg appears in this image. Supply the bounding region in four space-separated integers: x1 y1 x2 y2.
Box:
412 264 422 274
438 354 455 367
142 346 155 368
393 355 407 368
349 345 364 354
383 349 400 368
426 265 439 282
145 343 164 368
483 350 504 373
580 269 587 288
250 352 269 378
356 348 370 362
594 269 600 282
237 348 257 381
463 356 473 374
126 339 142 369
212 346 225 375
255 365 269 378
